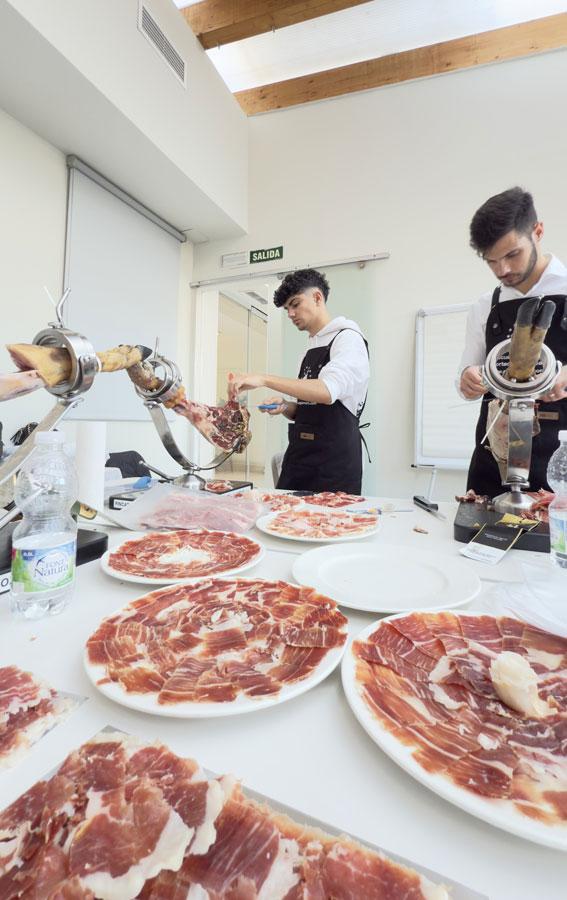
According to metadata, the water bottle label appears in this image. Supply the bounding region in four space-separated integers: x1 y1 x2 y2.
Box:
11 539 76 593
549 514 566 555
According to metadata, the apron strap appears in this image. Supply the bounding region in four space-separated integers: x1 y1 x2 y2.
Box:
359 421 372 463
488 286 504 337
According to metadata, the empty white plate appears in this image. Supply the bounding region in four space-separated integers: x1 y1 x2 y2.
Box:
292 542 481 612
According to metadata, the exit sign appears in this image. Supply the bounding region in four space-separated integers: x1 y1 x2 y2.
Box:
250 246 283 264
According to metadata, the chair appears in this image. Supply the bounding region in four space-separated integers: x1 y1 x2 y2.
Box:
106 451 149 478
271 451 284 487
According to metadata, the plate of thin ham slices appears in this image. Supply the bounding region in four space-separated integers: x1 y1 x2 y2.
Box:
256 508 379 542
84 577 348 717
304 491 366 508
342 610 567 850
101 529 264 584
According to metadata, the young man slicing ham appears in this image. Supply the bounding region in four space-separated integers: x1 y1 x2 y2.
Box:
228 268 370 494
458 187 567 498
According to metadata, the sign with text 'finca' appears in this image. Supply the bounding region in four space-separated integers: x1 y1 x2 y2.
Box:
250 246 283 264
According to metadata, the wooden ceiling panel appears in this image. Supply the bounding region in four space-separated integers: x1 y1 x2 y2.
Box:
233 13 567 114
182 0 373 49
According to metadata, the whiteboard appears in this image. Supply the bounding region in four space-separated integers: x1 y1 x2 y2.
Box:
414 304 480 470
64 168 181 421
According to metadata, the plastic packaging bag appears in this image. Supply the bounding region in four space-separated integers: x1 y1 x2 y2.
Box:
115 482 268 533
476 560 567 637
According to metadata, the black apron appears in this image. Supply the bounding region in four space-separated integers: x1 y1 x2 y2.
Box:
466 288 567 497
277 330 368 493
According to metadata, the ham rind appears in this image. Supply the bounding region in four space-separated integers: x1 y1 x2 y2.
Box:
354 612 567 825
86 579 347 706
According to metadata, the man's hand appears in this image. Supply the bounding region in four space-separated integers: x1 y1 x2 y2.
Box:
460 366 488 400
259 395 287 416
228 373 265 398
539 365 567 403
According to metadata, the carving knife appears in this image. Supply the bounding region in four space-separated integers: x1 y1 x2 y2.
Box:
413 495 447 520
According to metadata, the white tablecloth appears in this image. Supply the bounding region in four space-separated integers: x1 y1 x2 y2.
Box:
0 499 563 900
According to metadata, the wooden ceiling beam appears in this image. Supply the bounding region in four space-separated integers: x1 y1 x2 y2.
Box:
182 0 373 50
234 12 567 115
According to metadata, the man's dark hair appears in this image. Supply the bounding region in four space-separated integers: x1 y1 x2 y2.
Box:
469 187 538 255
273 268 330 308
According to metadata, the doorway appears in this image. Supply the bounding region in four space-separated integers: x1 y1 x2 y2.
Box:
191 279 279 487
216 293 267 482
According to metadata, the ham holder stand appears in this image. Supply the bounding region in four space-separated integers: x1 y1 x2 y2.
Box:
131 350 252 493
454 296 561 551
0 290 98 491
0 291 108 583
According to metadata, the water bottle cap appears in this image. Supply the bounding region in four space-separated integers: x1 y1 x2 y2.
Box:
34 430 66 446
559 430 567 442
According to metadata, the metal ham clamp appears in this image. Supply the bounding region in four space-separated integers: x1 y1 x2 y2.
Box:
130 349 245 490
481 295 561 515
0 290 98 489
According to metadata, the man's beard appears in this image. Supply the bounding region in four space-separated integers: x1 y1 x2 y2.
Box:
501 239 537 288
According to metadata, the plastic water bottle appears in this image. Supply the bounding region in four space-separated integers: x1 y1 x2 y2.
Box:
547 430 567 569
10 431 78 618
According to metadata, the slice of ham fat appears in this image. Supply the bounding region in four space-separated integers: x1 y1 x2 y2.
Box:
490 652 555 717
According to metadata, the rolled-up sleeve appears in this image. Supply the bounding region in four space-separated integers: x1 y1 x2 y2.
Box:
318 331 369 404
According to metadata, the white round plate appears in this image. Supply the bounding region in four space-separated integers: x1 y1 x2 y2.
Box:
255 510 380 543
341 612 567 850
100 530 265 585
292 543 480 612
84 578 347 718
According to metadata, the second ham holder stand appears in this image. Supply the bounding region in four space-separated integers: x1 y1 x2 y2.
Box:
454 296 561 550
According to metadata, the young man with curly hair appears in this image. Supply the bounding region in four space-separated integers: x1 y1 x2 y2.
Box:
228 268 369 493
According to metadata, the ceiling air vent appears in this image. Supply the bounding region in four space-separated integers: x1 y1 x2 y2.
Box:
138 4 186 86
245 291 268 305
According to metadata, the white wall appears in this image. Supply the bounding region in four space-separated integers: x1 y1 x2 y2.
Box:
193 49 567 499
0 107 196 476
2 0 248 237
0 108 67 442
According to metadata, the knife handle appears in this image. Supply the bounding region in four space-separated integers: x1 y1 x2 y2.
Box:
413 495 439 512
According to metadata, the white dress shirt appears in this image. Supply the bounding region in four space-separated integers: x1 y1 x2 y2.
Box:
300 316 369 418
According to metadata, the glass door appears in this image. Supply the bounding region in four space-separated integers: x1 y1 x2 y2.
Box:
215 293 267 483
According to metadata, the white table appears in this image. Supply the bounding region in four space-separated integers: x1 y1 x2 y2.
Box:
0 499 563 900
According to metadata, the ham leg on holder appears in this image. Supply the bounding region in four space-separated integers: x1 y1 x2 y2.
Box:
1 343 151 402
0 370 47 402
126 360 251 454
